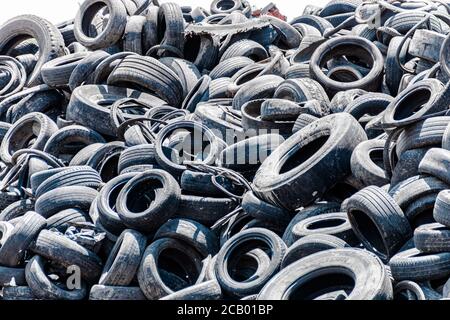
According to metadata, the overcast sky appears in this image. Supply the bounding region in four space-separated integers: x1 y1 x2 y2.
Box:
0 0 330 25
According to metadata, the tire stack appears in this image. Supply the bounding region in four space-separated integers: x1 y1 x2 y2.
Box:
0 0 449 300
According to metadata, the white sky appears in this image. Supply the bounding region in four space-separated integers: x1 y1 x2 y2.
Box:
0 0 330 25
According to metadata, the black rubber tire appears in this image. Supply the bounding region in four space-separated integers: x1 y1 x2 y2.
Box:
69 50 110 91
29 229 103 283
288 212 359 246
116 169 181 234
138 238 203 300
414 223 450 253
215 228 286 298
310 36 384 96
74 0 128 50
232 75 284 111
0 199 35 222
292 114 319 134
176 195 238 227
0 15 65 86
253 113 367 211
383 79 445 128
260 99 306 122
351 139 389 187
41 52 90 88
281 234 349 269
34 166 102 198
347 186 412 262
118 144 157 173
43 125 106 163
99 229 147 286
389 248 450 281
0 112 58 164
434 190 450 228
274 78 330 108
154 218 219 257
391 148 429 189
157 2 185 54
396 117 450 157
107 55 184 107
66 84 166 137
210 56 253 80
159 57 201 98
89 285 147 300
35 186 99 218
46 208 89 231
258 248 393 300
0 212 46 267
25 255 87 300
419 148 450 186
180 170 241 198
3 286 39 300
123 15 147 55
161 279 222 300
220 39 268 63
241 191 292 227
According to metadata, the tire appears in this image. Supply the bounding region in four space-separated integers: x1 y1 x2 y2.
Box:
384 12 442 34
89 285 147 300
25 255 87 300
394 281 427 300
210 56 253 80
180 170 241 198
43 125 106 163
138 238 204 300
0 212 46 267
434 190 450 228
285 63 311 79
219 134 285 172
34 166 102 198
3 286 39 300
30 167 68 193
176 195 238 227
143 6 159 54
258 248 393 300
383 79 445 128
232 75 284 111
116 170 181 233
41 52 90 88
310 36 384 96
396 117 450 157
155 120 222 178
161 280 222 300
123 15 147 55
274 78 330 108
0 199 35 222
385 37 410 95
241 191 292 227
283 202 341 246
391 148 429 189
281 234 349 268
0 112 58 164
289 212 359 246
157 2 185 54
414 223 450 253
159 57 201 98
344 93 393 121
107 55 184 107
154 218 219 257
403 193 437 228
29 229 103 283
69 50 110 91
260 99 306 122
184 34 219 72
118 144 157 173
253 113 367 211
347 186 412 262
99 229 147 286
241 100 295 137
390 176 448 211
69 143 105 166
74 0 128 50
182 75 211 113
210 0 243 14
419 148 450 185
66 85 166 137
46 208 89 231
351 139 389 187
292 114 319 134
215 228 286 298
389 248 450 281
220 39 268 63
35 186 99 218
0 15 65 86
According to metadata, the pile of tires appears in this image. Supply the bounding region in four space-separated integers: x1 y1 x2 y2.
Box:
0 0 450 300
